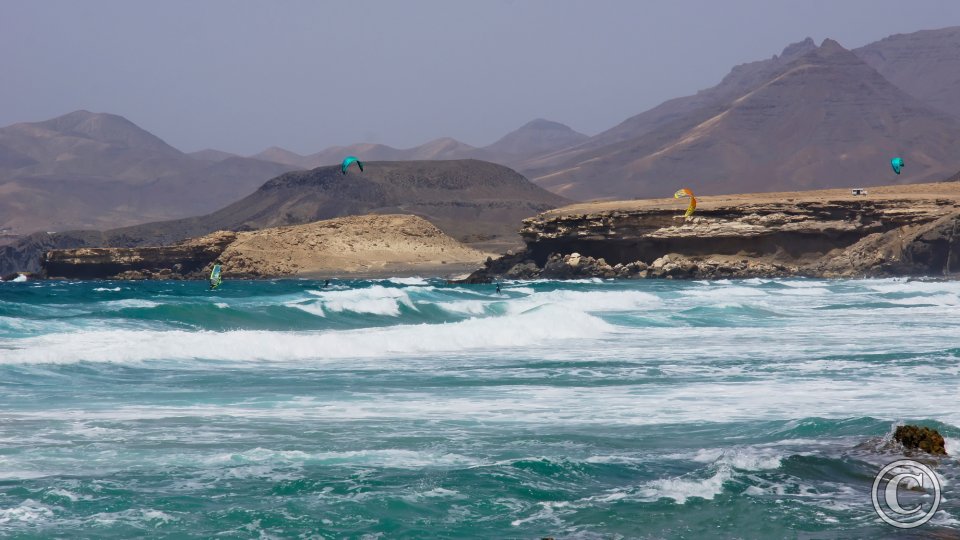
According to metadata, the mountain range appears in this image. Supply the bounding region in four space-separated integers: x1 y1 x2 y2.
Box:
2 26 960 249
216 26 960 202
0 112 584 237
0 111 292 235
245 119 588 170
520 38 960 199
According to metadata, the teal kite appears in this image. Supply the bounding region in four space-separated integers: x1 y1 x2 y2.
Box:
891 157 904 175
341 156 364 175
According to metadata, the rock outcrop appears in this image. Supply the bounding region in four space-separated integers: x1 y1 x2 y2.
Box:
43 232 237 280
464 182 960 282
43 215 490 280
893 425 947 456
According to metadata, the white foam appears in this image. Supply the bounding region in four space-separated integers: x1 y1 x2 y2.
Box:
10 274 27 283
100 299 160 310
780 280 829 289
945 437 960 457
504 286 535 295
888 295 960 307
93 287 122 292
205 448 479 469
0 500 54 524
90 508 178 526
682 285 768 300
0 303 612 364
868 280 960 294
636 466 732 504
307 285 415 316
214 302 229 309
510 500 569 527
401 487 463 502
773 287 829 297
46 488 92 502
507 289 661 314
386 277 429 286
435 300 490 315
692 447 783 471
288 301 326 317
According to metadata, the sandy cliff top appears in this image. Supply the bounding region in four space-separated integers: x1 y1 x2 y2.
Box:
214 214 493 277
545 181 960 217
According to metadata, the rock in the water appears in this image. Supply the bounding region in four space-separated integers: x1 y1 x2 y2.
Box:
506 261 540 279
539 252 614 279
894 425 947 456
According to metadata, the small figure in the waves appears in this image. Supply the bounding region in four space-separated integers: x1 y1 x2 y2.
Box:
323 279 330 288
496 282 501 295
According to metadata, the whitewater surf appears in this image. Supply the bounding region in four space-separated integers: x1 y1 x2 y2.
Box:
0 278 957 537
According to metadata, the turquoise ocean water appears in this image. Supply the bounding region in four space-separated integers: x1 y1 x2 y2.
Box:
0 277 957 538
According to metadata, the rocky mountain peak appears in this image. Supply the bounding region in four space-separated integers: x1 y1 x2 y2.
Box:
778 37 816 60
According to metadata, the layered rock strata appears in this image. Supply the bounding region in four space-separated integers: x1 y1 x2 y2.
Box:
465 183 960 282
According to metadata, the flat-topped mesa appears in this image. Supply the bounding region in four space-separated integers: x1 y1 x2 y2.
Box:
465 183 960 281
521 198 951 264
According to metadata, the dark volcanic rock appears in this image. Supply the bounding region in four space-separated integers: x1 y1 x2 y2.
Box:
894 425 947 456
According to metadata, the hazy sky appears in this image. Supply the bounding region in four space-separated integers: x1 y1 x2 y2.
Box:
2 1 959 155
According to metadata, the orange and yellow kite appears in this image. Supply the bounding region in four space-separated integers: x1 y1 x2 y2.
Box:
674 188 696 218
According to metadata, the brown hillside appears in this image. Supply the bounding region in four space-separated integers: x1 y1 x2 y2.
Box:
856 26 960 120
525 39 960 201
0 111 292 234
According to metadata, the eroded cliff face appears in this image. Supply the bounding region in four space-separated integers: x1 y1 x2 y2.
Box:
43 232 236 280
467 185 960 281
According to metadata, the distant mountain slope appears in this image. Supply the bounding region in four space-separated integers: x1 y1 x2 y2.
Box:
189 149 238 162
520 38 819 173
251 146 315 169
250 118 585 170
483 119 587 163
106 159 567 245
1 160 567 273
253 138 488 170
524 39 960 200
855 26 960 120
0 111 293 234
0 110 184 183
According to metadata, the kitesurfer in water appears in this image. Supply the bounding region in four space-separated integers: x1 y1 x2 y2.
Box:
496 282 501 295
324 280 330 288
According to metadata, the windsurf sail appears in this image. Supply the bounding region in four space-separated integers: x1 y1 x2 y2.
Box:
209 264 223 289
